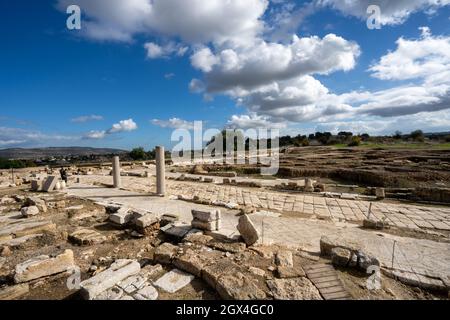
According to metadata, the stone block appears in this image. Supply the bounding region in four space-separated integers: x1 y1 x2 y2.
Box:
162 224 191 240
216 272 266 300
173 249 213 277
80 259 141 300
154 243 178 265
24 197 47 213
135 214 159 229
0 283 29 300
109 207 133 225
376 188 386 199
93 286 124 300
31 180 43 192
267 277 322 300
118 274 147 294
191 219 218 231
237 214 259 246
363 219 387 230
154 269 194 293
276 266 306 279
21 206 39 218
275 250 294 268
331 247 352 267
69 229 107 246
14 249 75 283
191 209 221 222
133 285 158 300
42 176 58 192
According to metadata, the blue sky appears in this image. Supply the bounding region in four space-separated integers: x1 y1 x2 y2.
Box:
1 1 450 150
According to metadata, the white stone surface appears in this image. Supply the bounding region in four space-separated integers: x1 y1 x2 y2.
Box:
80 259 141 300
133 285 158 300
153 269 194 293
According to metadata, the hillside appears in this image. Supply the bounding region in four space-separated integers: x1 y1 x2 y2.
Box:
0 147 128 159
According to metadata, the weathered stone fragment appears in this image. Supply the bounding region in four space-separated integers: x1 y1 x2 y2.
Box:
237 214 259 246
191 219 217 231
31 180 43 191
192 209 220 222
154 269 194 293
93 286 124 300
161 224 191 240
183 233 213 245
80 259 141 300
356 250 380 271
216 272 266 300
0 283 29 300
133 285 158 300
14 249 75 283
267 277 322 300
363 219 387 230
276 266 306 279
21 206 39 218
331 247 352 267
376 188 386 199
24 197 47 213
69 229 107 246
275 250 294 268
140 264 164 281
173 249 212 277
42 176 58 192
208 241 246 254
135 214 159 229
109 207 133 225
118 274 146 294
154 243 178 264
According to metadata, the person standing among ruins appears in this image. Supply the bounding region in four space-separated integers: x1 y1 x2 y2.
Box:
59 167 68 184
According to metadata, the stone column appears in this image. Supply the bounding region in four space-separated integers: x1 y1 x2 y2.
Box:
112 156 121 188
156 146 166 196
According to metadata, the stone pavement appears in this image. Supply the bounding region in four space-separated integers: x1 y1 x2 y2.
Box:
67 184 450 290
167 181 450 232
74 174 450 233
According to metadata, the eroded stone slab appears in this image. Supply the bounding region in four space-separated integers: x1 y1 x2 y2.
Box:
20 206 39 218
42 176 58 192
80 259 141 300
237 214 259 246
267 277 322 300
154 269 194 293
133 285 158 300
0 283 29 300
14 249 75 283
216 272 266 300
69 229 107 246
109 207 134 225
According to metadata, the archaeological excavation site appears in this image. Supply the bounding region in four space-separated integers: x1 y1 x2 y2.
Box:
0 146 449 302
3 1 450 312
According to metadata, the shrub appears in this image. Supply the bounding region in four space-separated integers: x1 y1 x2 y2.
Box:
130 147 147 160
348 136 362 147
410 130 424 142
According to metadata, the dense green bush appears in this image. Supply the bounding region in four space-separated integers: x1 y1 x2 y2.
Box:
348 136 362 147
0 158 35 169
129 147 147 160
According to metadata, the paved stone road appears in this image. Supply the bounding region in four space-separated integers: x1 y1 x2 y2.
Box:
167 181 450 232
75 174 450 233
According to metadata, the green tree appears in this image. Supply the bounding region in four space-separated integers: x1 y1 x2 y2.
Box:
410 130 424 142
393 131 403 140
129 147 147 160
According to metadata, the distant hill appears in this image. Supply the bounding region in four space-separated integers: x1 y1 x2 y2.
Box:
0 147 128 159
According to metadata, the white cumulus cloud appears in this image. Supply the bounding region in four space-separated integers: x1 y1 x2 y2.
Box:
151 118 194 130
